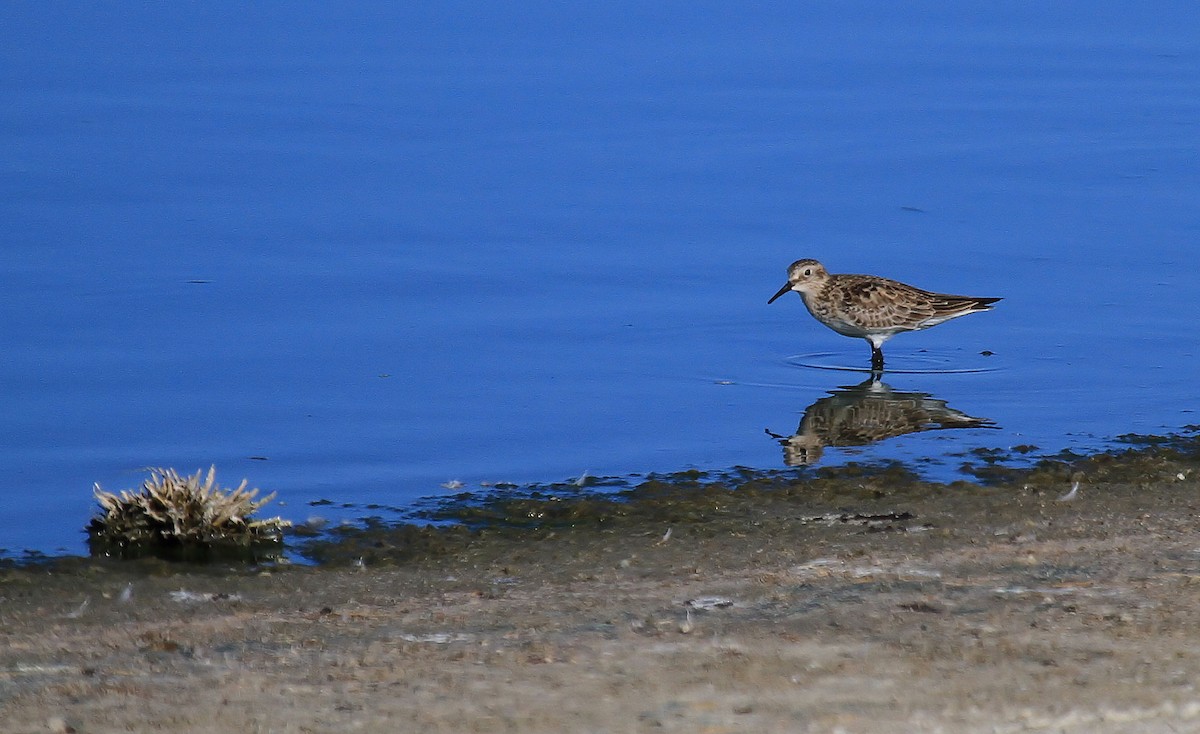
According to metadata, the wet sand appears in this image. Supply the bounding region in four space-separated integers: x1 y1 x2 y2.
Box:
4 445 1200 733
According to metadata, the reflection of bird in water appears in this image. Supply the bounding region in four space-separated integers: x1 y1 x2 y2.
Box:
768 259 1000 371
766 376 996 466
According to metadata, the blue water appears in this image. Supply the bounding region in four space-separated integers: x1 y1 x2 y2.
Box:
3 3 1198 556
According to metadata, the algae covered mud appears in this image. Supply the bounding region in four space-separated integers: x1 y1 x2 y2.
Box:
5 433 1200 732
297 428 1200 566
57 427 1199 566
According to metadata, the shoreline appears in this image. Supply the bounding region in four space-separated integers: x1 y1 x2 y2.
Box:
4 436 1200 731
6 429 1185 566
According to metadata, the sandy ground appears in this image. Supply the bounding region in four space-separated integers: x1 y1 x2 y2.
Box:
5 464 1200 733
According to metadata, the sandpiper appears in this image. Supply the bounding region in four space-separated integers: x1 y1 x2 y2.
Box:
768 259 1000 370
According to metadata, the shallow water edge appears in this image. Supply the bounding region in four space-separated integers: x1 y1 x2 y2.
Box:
11 427 1199 569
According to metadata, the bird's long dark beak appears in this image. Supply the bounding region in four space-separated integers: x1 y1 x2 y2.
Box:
767 282 793 304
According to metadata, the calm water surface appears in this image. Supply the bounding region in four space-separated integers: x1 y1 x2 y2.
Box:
3 3 1198 555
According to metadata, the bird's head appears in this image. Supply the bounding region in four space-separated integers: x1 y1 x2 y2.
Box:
768 259 827 304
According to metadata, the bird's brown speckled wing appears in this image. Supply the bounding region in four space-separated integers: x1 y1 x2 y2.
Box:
827 276 940 331
819 276 998 332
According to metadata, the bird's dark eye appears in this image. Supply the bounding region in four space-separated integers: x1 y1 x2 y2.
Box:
803 269 811 276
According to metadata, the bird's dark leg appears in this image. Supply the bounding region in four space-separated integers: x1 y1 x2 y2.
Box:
870 343 885 373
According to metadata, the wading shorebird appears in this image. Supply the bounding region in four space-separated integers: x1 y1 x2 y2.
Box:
768 259 1000 371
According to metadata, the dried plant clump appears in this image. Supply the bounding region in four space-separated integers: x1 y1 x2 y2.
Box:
88 466 291 560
